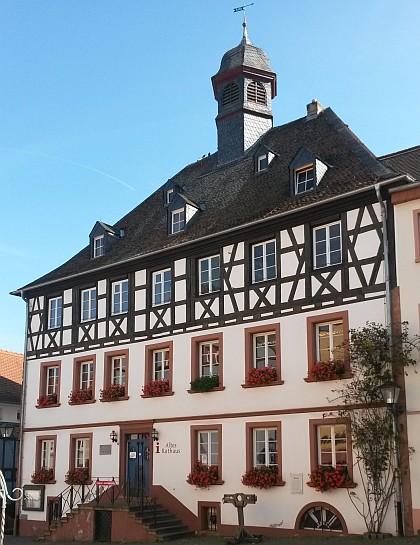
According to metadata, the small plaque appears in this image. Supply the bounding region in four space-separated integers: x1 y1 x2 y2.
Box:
99 444 112 455
290 473 303 494
129 451 137 459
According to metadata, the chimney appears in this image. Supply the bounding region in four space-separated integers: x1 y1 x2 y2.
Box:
306 99 325 121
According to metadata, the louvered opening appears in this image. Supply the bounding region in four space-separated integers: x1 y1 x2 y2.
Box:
222 82 240 106
247 81 266 105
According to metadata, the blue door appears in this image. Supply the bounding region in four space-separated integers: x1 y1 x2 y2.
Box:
127 435 150 497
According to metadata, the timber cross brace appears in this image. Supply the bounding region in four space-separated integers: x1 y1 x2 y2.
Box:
223 493 262 543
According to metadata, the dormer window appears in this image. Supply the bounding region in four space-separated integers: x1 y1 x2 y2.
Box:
93 235 105 258
171 208 185 234
254 146 275 174
166 188 174 204
295 166 315 194
257 154 268 172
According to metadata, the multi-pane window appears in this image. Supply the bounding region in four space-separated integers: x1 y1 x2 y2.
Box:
153 269 171 306
81 287 96 322
252 240 276 283
254 428 277 467
199 341 219 377
313 222 341 268
75 438 90 469
46 366 59 395
317 424 348 468
48 296 62 329
41 439 55 470
295 167 314 193
171 208 185 234
112 356 126 385
112 280 128 314
93 235 105 258
153 349 170 381
316 320 344 362
253 332 276 369
198 431 218 466
80 361 94 390
199 256 220 295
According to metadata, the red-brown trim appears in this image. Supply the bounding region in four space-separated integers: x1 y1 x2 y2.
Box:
306 311 350 380
72 354 96 402
119 422 155 487
197 501 221 533
391 185 420 205
38 360 61 406
35 435 57 483
309 418 354 483
143 340 173 396
413 208 420 262
243 323 283 386
294 502 348 534
69 432 93 482
190 424 223 484
190 332 224 390
102 348 129 400
245 421 284 485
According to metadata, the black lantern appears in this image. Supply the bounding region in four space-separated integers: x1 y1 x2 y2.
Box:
151 428 159 442
380 380 401 406
109 430 118 443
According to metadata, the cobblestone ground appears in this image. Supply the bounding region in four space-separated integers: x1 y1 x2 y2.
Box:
4 535 420 545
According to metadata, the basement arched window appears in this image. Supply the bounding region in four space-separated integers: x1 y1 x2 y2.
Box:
247 81 266 105
222 82 240 106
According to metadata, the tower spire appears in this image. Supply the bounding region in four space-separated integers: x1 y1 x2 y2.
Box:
242 14 251 45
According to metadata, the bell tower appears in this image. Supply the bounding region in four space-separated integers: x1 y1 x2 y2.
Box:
211 20 277 166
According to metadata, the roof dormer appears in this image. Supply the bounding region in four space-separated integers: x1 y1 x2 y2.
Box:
163 180 184 206
254 145 276 173
167 194 199 235
89 221 123 259
289 148 328 195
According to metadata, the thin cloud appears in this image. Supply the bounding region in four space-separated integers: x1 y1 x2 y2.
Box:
0 245 33 259
0 146 135 191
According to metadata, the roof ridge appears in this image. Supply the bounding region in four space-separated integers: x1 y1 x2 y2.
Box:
379 145 420 160
0 349 23 356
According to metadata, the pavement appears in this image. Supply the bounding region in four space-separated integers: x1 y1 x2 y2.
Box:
4 535 420 545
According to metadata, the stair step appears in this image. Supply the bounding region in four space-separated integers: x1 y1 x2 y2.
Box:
152 523 189 533
155 530 195 541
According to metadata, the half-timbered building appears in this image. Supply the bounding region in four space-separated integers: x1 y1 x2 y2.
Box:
13 24 420 540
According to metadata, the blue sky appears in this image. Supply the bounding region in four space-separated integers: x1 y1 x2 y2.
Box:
1 0 419 354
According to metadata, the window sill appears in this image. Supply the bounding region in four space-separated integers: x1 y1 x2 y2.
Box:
68 399 96 406
242 380 284 389
307 481 357 490
141 391 174 399
188 386 225 394
31 480 56 485
196 291 221 299
66 480 93 486
304 373 351 383
100 396 129 402
36 403 61 409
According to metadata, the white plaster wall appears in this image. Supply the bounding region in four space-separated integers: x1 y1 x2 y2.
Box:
0 402 20 423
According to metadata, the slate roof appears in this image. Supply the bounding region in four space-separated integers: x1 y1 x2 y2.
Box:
379 146 420 182
216 32 273 75
0 350 23 404
16 107 408 293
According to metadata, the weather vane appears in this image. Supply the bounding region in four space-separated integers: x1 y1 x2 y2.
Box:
233 3 254 13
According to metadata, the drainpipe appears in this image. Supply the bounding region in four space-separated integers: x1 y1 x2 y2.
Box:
375 184 392 332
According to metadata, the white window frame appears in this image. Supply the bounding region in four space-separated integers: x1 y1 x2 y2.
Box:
111 356 126 386
166 188 174 204
171 208 185 234
46 366 59 395
93 235 105 258
252 240 276 283
112 279 128 315
257 154 268 172
48 296 62 329
313 222 342 268
80 361 93 390
199 341 219 377
81 287 96 322
41 439 55 470
198 430 218 466
75 438 90 469
253 332 276 369
153 269 171 306
317 424 348 468
315 320 344 362
295 166 314 194
254 428 278 467
199 255 220 295
153 349 170 381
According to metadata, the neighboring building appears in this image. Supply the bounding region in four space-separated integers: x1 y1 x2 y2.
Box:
386 148 420 534
0 349 23 533
12 25 419 540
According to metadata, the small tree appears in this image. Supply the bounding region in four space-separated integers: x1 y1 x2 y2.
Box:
331 322 419 534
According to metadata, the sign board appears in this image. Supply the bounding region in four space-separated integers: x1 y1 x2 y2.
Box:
95 480 115 486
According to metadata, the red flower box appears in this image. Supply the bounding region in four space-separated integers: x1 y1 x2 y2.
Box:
246 366 277 386
68 387 93 404
31 467 54 484
242 465 279 489
100 383 125 401
309 360 346 381
187 461 218 489
307 465 350 492
142 379 170 397
36 393 58 408
65 467 90 485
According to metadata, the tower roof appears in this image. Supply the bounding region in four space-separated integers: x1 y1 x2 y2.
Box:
216 22 273 75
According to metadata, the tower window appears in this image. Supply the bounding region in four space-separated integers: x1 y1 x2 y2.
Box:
222 82 240 106
247 81 266 105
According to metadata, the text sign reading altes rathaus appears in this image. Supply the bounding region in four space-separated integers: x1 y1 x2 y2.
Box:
156 442 180 454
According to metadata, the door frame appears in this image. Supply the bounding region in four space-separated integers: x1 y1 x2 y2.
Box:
118 422 155 489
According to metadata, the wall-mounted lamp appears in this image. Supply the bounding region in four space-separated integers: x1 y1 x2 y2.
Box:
151 428 159 442
380 380 404 415
0 425 15 438
109 430 118 443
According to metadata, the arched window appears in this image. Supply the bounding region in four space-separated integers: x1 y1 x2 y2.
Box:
247 81 266 105
222 82 240 106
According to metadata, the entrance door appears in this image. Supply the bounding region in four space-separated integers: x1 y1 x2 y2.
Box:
126 434 150 497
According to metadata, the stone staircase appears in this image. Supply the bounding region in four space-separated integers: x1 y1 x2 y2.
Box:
131 503 195 541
